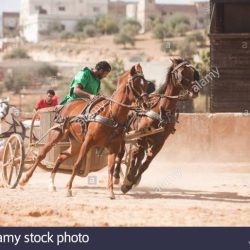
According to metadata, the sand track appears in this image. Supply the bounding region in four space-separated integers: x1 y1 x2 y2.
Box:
0 148 250 226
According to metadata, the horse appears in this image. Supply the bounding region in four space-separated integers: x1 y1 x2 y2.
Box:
113 58 200 194
0 101 26 160
19 64 149 199
0 101 25 139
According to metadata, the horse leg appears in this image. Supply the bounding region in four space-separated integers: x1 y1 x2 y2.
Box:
19 129 64 187
113 141 125 185
121 143 145 194
49 139 80 192
66 135 92 197
107 152 117 199
133 143 163 185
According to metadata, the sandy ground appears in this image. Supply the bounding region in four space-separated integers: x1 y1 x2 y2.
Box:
0 147 250 227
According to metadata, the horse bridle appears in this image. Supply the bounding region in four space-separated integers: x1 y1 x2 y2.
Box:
127 73 148 101
171 61 197 99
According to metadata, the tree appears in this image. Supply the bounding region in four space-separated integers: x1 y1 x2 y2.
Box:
3 48 30 60
167 14 190 31
4 70 31 94
114 33 135 48
83 24 98 37
101 57 125 96
60 31 74 40
37 63 58 77
153 23 173 41
96 16 119 35
120 19 141 37
187 32 206 45
177 40 197 59
75 19 94 32
174 23 190 36
48 19 64 33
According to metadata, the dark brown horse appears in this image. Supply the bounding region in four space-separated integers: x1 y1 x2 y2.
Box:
114 58 200 193
19 64 149 199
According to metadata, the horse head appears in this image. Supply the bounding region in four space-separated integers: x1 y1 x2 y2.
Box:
170 58 200 100
125 64 149 108
0 101 9 120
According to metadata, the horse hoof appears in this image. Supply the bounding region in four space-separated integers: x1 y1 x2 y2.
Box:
121 185 131 194
113 178 120 185
134 176 141 187
123 177 133 187
66 190 73 197
109 192 115 200
48 185 56 192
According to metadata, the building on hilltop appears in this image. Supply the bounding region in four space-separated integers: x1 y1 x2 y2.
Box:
19 0 209 42
20 0 108 42
137 0 209 32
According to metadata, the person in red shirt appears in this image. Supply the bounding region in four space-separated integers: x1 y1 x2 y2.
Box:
34 89 58 111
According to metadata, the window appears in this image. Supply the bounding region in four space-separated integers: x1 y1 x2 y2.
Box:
93 7 100 13
224 4 250 33
58 6 65 11
35 6 47 14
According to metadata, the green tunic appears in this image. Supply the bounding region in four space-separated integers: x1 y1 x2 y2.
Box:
60 67 100 104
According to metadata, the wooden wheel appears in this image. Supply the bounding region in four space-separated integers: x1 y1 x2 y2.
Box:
2 134 25 188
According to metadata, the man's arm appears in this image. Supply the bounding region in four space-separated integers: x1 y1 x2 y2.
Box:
73 84 94 99
34 99 43 111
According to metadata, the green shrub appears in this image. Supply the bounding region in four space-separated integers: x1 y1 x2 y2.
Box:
60 31 74 39
96 16 119 35
75 19 94 32
4 70 31 94
174 23 190 36
114 33 135 48
75 32 86 41
83 24 98 37
177 40 197 59
120 19 141 37
153 23 168 40
38 63 58 77
187 32 206 45
3 48 30 60
101 57 125 96
167 14 190 30
48 19 64 33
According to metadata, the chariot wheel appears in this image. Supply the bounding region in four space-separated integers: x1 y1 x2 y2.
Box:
2 134 25 188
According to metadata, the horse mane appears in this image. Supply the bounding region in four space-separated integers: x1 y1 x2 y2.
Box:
155 58 185 94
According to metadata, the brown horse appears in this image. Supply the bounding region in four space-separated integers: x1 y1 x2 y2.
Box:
113 58 200 193
19 64 149 199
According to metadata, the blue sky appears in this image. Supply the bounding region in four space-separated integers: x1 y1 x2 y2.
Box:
0 0 207 14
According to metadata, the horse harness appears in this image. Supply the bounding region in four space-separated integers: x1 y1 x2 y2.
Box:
54 73 148 138
0 102 25 139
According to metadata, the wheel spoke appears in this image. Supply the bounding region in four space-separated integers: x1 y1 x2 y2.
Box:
13 156 21 165
8 167 14 185
2 161 12 168
8 142 14 159
13 139 19 157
